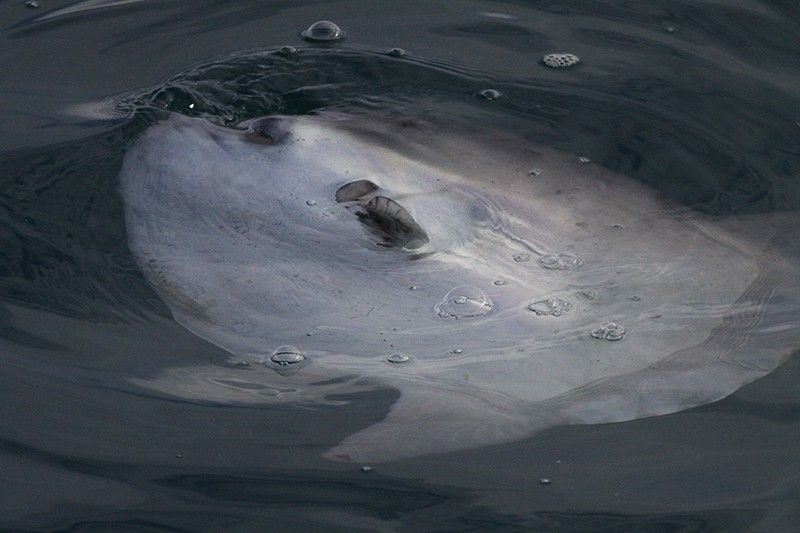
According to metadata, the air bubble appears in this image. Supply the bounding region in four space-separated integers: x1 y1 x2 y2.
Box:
612 224 623 230
578 289 598 300
493 280 508 286
542 53 580 68
270 345 305 365
278 46 297 55
539 478 552 485
630 296 641 301
528 297 573 317
529 169 542 178
578 156 591 164
25 0 40 7
436 286 493 319
305 199 317 206
478 89 501 100
590 322 626 341
360 465 373 472
539 252 582 270
513 252 531 263
452 348 464 354
387 353 411 364
387 48 407 57
301 20 344 42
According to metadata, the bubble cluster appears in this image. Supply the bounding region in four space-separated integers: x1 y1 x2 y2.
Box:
301 20 344 42
436 286 493 319
528 297 573 317
270 345 305 365
539 252 582 270
529 168 542 178
542 53 581 68
590 322 626 341
513 252 531 263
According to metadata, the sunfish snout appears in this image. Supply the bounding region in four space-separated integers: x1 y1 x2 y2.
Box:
242 116 293 145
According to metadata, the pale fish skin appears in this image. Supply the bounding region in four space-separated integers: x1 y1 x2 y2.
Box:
119 112 800 462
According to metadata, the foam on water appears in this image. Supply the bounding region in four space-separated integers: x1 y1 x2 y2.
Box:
270 345 305 365
435 286 494 319
528 297 573 317
301 20 345 42
539 252 583 270
542 53 581 68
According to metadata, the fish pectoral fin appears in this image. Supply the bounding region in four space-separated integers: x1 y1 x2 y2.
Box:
356 195 430 250
324 385 533 463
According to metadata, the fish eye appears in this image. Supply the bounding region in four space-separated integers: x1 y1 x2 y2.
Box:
243 116 290 145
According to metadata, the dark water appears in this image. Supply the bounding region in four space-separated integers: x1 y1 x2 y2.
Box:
2 1 800 530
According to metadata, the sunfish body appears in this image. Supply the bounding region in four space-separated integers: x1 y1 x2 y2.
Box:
120 112 800 461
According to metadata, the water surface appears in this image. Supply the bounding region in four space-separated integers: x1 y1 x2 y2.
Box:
2 0 800 530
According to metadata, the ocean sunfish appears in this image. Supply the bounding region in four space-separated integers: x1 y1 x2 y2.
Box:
119 112 800 462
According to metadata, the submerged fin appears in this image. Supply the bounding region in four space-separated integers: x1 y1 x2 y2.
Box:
324 384 533 462
358 195 430 250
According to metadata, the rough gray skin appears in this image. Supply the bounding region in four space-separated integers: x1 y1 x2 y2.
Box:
119 112 800 462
